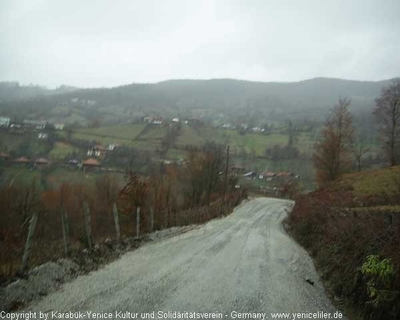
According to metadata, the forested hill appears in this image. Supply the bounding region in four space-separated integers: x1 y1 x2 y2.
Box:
0 82 78 102
0 78 397 124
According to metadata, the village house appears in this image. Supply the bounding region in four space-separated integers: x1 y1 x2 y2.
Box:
82 158 101 172
68 159 79 166
87 145 107 158
222 123 234 129
251 127 262 133
243 171 258 179
23 120 46 130
151 117 163 125
14 156 30 165
0 152 10 161
144 116 163 125
38 132 48 139
276 171 294 178
259 171 276 180
54 123 65 130
106 144 118 151
0 116 10 127
10 123 22 128
34 158 49 168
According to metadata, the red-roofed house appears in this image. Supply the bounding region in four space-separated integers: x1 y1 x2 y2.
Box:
259 171 276 180
276 171 294 178
14 156 29 164
82 158 101 172
0 152 10 161
34 158 49 168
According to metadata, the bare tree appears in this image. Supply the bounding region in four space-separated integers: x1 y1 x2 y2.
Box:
95 174 119 215
186 143 225 205
350 136 370 172
203 142 225 205
313 98 354 185
373 79 400 166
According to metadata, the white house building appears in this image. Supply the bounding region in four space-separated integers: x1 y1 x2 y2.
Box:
0 117 10 127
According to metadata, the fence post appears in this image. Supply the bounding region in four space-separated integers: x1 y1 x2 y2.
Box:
83 202 92 249
61 209 69 256
150 207 154 233
136 206 141 239
113 202 121 242
21 212 38 271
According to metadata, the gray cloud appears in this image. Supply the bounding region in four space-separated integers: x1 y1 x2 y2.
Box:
1 0 399 87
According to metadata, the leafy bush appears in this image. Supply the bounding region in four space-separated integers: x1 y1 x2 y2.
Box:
361 255 396 308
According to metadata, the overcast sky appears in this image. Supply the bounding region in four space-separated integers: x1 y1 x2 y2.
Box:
1 0 399 88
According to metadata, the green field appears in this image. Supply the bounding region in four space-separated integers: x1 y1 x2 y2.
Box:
138 125 167 140
72 124 146 146
0 166 42 188
195 128 290 157
49 142 79 160
337 165 400 197
0 133 25 152
175 126 205 147
294 132 316 155
130 140 161 151
0 165 126 190
76 124 146 140
60 122 317 158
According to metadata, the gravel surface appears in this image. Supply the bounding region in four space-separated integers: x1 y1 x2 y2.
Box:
0 260 80 311
24 198 344 319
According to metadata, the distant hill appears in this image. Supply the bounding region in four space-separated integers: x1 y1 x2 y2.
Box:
0 78 397 125
0 82 78 102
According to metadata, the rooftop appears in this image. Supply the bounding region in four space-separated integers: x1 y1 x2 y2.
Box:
82 158 101 166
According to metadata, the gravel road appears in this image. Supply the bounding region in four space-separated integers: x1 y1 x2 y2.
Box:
26 198 344 319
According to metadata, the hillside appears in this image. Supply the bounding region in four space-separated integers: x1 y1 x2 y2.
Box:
287 167 400 319
0 82 78 102
0 78 396 125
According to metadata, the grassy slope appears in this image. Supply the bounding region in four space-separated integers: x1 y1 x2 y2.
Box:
61 122 316 157
195 128 289 156
175 126 205 147
49 142 79 160
288 166 400 319
0 165 125 191
72 124 146 147
336 166 400 197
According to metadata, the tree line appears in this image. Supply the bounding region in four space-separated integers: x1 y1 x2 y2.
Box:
0 142 245 282
313 79 400 185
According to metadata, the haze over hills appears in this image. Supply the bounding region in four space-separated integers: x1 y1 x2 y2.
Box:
0 82 78 102
0 77 397 125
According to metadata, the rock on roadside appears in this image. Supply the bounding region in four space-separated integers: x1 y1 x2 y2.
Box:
0 259 79 311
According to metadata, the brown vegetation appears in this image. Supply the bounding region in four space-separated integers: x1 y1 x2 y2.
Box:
374 79 400 167
287 169 400 320
313 98 354 185
0 146 246 284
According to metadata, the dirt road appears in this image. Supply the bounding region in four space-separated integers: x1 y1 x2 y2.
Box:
27 198 343 319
